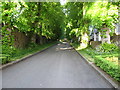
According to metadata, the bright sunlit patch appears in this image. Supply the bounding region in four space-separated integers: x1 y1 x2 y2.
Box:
60 47 73 50
105 56 118 65
60 0 66 5
76 33 89 50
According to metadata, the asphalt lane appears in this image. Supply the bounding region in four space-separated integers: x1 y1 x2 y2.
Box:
2 42 113 88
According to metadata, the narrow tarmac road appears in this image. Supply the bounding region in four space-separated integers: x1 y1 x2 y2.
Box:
2 42 113 88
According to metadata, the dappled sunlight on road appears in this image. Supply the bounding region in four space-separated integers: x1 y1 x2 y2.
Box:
56 42 73 51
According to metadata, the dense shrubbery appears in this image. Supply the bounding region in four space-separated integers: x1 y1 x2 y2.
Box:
27 43 38 49
1 2 64 64
94 56 120 82
1 42 56 64
1 45 16 64
77 45 119 81
81 47 107 57
96 43 118 53
0 54 10 64
2 45 16 56
66 2 119 82
65 2 118 43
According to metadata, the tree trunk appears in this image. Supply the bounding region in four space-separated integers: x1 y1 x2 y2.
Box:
37 2 43 45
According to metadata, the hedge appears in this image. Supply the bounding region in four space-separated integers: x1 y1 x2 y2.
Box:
94 56 120 82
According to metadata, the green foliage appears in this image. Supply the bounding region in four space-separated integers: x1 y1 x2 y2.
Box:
65 2 118 42
1 2 64 64
86 2 118 29
1 1 119 65
68 2 119 81
2 2 64 39
94 56 120 82
76 44 119 81
27 42 38 49
1 45 16 64
96 43 118 53
11 42 56 61
65 2 84 40
80 47 103 58
69 28 79 39
0 54 10 64
2 45 16 56
1 42 56 64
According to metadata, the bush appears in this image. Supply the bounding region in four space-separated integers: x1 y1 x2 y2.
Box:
2 45 16 56
27 43 38 49
0 54 10 64
94 56 120 82
83 47 103 57
1 45 16 64
96 43 118 53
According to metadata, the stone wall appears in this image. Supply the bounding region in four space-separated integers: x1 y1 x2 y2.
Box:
12 31 29 48
12 30 49 48
90 41 101 49
111 35 120 47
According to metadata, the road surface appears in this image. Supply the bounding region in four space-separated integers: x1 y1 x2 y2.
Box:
2 42 113 88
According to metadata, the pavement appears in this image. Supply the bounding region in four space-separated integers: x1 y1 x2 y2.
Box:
2 42 114 88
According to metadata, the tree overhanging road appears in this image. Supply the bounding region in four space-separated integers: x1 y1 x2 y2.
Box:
2 42 113 88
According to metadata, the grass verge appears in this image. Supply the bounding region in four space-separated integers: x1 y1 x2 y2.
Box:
2 42 57 64
71 43 119 82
